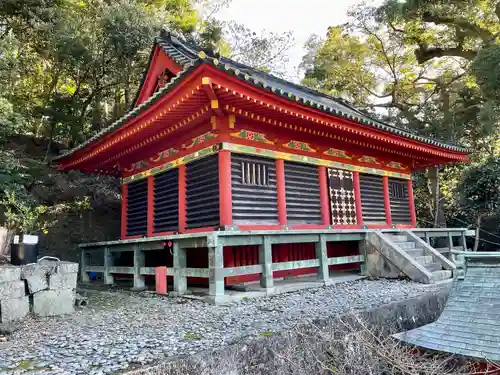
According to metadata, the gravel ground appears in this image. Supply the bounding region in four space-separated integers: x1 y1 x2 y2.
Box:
0 279 443 375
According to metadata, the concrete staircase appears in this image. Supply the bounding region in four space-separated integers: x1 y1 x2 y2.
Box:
365 231 455 284
387 233 453 283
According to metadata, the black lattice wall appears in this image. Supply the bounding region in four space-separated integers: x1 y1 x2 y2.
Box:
126 179 148 236
153 168 179 233
389 177 411 224
359 174 386 224
285 161 322 224
186 155 220 228
231 153 278 225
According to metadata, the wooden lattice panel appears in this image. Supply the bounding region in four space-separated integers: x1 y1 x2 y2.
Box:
328 168 357 225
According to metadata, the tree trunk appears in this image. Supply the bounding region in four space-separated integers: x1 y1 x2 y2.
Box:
427 167 445 228
124 59 131 108
473 214 484 252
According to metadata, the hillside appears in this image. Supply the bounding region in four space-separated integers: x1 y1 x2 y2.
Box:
1 136 121 262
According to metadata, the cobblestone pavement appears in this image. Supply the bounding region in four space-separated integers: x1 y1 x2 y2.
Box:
0 279 444 375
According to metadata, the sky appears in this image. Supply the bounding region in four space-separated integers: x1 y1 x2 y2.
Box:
217 0 374 78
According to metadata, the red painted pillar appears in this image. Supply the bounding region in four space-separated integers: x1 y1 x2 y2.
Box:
318 166 331 226
407 179 417 227
121 183 128 239
276 159 287 226
383 176 392 226
155 266 167 295
178 165 187 232
147 176 154 237
353 172 364 226
218 150 233 227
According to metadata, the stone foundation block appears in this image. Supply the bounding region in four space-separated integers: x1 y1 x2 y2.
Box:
0 296 29 323
21 262 56 279
0 281 25 300
48 272 77 291
25 273 48 294
33 290 75 316
56 261 79 274
0 266 21 283
38 260 78 274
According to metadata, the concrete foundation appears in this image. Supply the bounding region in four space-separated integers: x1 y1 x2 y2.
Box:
33 290 75 316
0 296 29 323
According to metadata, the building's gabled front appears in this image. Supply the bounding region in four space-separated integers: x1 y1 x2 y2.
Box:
55 29 470 240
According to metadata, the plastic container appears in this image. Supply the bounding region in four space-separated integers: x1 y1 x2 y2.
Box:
10 242 40 265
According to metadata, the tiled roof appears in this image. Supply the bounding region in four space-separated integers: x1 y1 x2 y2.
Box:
395 255 500 362
55 28 470 162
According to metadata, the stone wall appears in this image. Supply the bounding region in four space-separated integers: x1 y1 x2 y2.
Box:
0 261 78 322
125 290 449 375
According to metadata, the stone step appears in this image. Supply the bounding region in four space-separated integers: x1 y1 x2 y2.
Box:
405 248 424 257
425 262 442 272
390 235 408 242
431 270 453 282
415 255 434 265
394 241 416 250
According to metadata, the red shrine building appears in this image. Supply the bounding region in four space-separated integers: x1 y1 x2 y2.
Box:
55 30 471 302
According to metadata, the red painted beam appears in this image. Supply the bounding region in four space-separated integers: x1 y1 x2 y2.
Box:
147 176 154 237
218 150 233 227
178 165 187 232
121 183 128 239
317 166 331 226
353 172 364 226
407 179 417 227
202 77 224 117
276 159 287 226
383 176 392 226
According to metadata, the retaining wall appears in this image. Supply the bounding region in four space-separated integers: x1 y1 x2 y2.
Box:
126 288 449 375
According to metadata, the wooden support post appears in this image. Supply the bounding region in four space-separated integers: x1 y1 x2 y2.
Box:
208 245 225 299
178 165 187 232
218 150 233 227
121 183 128 239
407 179 417 227
318 166 331 226
173 242 187 295
315 235 329 283
80 250 90 282
103 247 114 285
353 172 364 226
276 159 287 226
383 176 392 226
133 246 145 290
259 237 274 291
147 176 154 237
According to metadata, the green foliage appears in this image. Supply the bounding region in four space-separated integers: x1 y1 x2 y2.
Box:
1 190 52 235
456 158 500 218
0 189 91 235
473 45 500 101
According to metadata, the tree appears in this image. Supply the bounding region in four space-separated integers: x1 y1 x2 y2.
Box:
455 157 500 250
301 6 480 227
